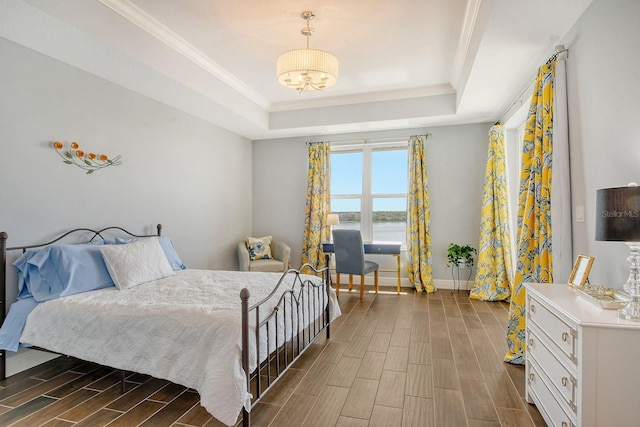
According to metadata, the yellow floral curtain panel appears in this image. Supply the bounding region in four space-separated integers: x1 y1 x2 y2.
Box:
470 124 513 301
505 60 556 365
406 135 435 292
301 142 331 272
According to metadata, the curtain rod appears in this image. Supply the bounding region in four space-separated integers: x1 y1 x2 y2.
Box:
496 45 569 125
548 44 569 63
307 134 430 146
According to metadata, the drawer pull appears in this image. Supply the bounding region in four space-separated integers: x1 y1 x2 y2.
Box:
528 338 534 347
562 423 568 427
530 304 536 313
529 373 535 381
562 377 568 387
562 332 569 342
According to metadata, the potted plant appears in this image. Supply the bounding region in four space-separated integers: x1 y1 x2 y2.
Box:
446 243 477 268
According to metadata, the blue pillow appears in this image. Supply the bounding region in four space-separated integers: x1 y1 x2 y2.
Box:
14 250 41 300
13 244 115 302
114 236 186 270
87 238 115 245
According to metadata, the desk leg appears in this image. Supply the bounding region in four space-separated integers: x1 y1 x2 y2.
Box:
394 254 401 294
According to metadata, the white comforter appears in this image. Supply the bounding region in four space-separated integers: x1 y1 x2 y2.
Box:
20 269 340 426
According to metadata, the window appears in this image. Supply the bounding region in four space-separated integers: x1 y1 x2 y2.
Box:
330 142 408 245
505 116 527 269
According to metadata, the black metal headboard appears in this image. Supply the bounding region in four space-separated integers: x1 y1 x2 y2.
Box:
0 224 162 381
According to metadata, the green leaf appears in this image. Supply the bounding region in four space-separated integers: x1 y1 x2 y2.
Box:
64 151 72 159
86 169 94 174
63 160 72 164
84 159 91 166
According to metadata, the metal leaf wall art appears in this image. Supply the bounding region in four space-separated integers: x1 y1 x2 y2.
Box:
52 141 122 174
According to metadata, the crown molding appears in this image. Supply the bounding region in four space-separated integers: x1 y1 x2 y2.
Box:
270 84 456 112
451 0 484 90
98 0 272 111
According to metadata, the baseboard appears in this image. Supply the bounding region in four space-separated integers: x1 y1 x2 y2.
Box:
6 348 60 377
330 275 475 292
433 278 475 292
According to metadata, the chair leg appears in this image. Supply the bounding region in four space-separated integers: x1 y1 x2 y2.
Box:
335 273 341 296
360 275 365 300
349 274 353 291
374 270 379 293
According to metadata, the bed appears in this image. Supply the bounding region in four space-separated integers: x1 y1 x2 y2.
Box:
0 225 340 426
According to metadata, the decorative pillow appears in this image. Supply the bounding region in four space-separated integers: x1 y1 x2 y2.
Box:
100 237 174 290
114 236 186 270
245 236 273 261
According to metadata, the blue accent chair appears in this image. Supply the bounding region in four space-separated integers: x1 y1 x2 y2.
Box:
332 229 379 300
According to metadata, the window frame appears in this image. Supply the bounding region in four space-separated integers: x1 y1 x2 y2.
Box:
330 141 408 244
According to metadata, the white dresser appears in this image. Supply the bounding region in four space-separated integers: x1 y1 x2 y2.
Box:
525 283 640 427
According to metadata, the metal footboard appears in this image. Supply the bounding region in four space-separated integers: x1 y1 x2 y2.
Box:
240 257 331 427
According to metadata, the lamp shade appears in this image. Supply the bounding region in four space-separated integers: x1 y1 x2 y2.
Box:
327 213 340 226
595 185 640 241
277 48 338 91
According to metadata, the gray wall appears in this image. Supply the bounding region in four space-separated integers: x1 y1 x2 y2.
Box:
253 0 640 290
253 123 490 283
4 0 632 295
562 0 640 288
0 37 253 304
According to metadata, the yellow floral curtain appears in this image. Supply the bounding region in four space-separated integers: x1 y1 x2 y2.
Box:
406 135 435 292
301 142 331 272
505 60 556 365
470 125 513 301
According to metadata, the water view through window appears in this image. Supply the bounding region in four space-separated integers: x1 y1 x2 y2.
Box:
331 144 408 246
336 222 407 245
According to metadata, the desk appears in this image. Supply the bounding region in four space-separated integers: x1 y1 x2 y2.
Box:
322 242 402 294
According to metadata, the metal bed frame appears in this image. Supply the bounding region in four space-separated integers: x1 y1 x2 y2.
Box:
0 225 332 426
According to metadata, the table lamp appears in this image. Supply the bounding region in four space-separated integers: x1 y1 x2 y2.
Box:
595 183 640 320
327 213 340 242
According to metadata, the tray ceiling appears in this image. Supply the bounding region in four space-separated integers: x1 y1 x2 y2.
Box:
2 0 594 139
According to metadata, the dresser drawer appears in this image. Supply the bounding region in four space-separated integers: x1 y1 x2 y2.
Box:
528 326 577 414
527 360 576 427
527 295 577 364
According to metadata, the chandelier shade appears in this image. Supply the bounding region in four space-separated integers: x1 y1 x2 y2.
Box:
277 11 338 92
277 48 338 91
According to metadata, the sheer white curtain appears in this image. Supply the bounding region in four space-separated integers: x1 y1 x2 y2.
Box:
551 58 573 282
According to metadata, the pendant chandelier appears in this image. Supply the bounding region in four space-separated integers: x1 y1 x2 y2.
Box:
276 11 338 92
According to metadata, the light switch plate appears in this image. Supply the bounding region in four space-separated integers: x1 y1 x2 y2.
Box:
576 205 584 223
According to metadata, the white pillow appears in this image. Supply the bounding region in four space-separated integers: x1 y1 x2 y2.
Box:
100 237 175 290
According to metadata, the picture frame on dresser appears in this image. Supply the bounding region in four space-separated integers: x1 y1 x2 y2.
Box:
568 254 594 287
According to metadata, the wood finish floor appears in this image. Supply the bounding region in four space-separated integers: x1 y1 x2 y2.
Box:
0 289 546 427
